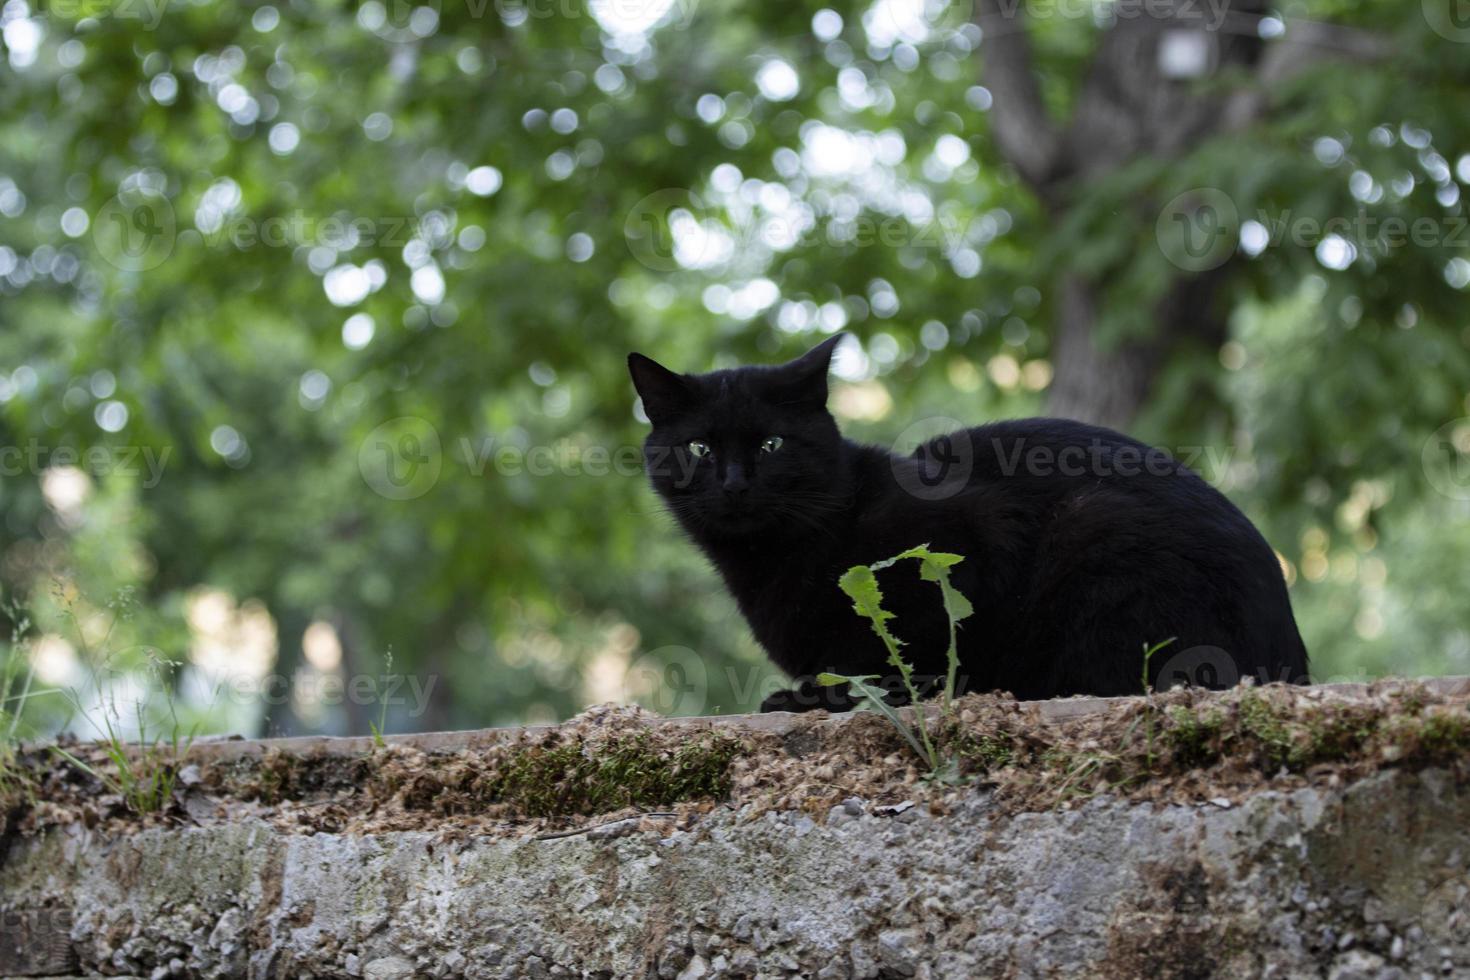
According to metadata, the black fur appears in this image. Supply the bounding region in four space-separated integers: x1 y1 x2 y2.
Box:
629 335 1309 713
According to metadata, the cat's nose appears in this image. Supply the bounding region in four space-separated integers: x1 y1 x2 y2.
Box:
722 464 750 497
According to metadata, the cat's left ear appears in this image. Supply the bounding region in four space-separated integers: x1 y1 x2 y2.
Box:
628 352 692 423
768 333 845 406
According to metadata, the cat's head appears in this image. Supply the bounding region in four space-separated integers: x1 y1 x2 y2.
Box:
628 335 848 537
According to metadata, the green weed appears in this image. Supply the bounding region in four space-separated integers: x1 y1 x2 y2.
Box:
370 646 394 747
1139 637 1178 772
43 587 197 815
1 596 54 808
817 544 973 779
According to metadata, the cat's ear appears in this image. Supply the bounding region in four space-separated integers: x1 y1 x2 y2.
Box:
628 352 691 423
767 333 845 406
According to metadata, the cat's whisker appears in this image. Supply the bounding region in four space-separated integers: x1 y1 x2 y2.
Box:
770 503 840 542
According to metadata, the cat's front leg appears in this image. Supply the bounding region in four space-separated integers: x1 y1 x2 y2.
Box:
759 670 946 713
759 676 862 713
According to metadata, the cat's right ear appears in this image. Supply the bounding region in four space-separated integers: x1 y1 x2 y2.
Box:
628 353 690 424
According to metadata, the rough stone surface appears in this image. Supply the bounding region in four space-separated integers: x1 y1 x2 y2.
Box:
3 767 1469 978
168 675 1470 767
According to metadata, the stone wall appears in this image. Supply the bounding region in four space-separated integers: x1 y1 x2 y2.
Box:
3 681 1469 979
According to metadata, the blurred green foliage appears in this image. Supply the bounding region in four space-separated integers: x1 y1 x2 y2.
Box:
0 0 1467 738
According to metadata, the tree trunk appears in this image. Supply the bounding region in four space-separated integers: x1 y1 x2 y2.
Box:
258 606 307 738
1046 267 1234 429
1044 275 1159 429
977 0 1273 428
978 1 1387 428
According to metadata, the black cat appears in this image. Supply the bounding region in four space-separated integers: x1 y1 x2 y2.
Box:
628 335 1309 713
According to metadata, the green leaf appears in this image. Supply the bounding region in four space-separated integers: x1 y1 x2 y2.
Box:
837 565 892 625
938 583 974 623
869 543 936 571
815 672 864 687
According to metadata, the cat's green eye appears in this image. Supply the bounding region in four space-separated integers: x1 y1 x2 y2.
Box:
688 440 712 458
760 436 784 453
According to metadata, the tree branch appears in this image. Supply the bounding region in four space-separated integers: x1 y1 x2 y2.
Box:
1224 18 1395 130
976 0 1061 191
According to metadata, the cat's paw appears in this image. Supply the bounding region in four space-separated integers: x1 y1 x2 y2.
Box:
759 688 814 713
759 679 857 714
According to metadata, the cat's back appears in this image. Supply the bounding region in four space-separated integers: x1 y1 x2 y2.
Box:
922 417 1282 585
957 416 1180 480
931 417 1229 508
894 416 1257 544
